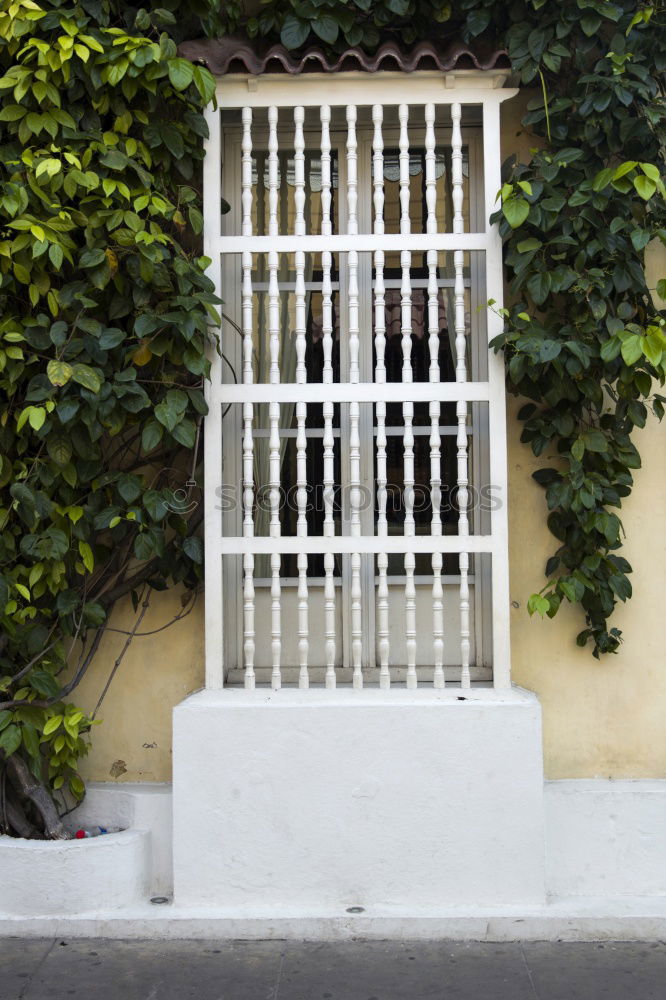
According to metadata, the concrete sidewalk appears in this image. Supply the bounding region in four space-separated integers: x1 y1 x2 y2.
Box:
1 939 665 1000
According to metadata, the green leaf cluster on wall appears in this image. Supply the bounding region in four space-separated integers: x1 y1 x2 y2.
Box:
0 0 220 816
225 0 665 659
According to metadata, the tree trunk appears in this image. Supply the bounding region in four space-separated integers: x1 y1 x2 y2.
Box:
3 753 67 840
1 786 44 839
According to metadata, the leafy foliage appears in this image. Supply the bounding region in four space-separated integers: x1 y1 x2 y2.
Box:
0 0 219 832
242 0 456 52
231 0 665 658
490 3 665 657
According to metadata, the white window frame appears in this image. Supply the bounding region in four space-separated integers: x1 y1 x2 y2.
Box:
219 119 492 682
203 70 517 692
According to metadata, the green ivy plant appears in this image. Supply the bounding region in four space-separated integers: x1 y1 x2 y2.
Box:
229 0 665 659
0 0 219 837
489 3 665 657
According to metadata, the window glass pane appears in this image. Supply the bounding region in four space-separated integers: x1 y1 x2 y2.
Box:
251 404 342 579
251 151 339 235
382 147 470 269
249 254 341 386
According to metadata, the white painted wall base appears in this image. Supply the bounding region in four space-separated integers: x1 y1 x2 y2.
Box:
172 687 546 910
546 779 666 898
1 766 665 936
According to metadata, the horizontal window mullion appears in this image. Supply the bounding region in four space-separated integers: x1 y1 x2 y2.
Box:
217 233 490 253
217 383 490 404
251 427 339 438
249 282 342 291
380 425 472 436
219 536 496 555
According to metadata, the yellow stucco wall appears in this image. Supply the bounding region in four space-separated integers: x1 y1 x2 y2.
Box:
76 590 205 783
77 92 665 784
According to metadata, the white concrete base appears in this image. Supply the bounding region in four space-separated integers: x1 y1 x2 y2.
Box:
1 896 665 941
0 782 171 918
172 687 546 910
67 777 666 907
1 772 665 936
0 829 149 917
70 782 173 895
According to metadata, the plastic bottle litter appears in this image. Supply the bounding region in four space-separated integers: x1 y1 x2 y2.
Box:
72 825 118 840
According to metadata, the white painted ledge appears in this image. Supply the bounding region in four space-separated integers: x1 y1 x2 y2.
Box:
176 686 538 708
1 895 665 941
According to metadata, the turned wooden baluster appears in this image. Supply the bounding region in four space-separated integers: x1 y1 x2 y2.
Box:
241 106 256 688
399 104 417 689
320 105 337 689
425 102 445 689
347 105 363 689
373 104 390 689
452 102 471 689
267 105 282 690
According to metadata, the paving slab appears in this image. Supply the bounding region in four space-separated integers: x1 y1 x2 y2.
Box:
280 940 539 1000
4 939 284 1000
0 939 54 1000
523 941 666 1000
0 938 664 1000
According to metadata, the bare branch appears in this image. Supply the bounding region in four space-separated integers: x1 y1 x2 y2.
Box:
92 588 152 719
8 636 59 687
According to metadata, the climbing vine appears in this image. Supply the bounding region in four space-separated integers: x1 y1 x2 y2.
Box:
0 0 219 836
223 0 665 658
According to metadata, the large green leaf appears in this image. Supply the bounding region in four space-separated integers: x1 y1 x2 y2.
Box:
466 8 491 34
516 237 542 253
312 15 339 44
171 417 196 448
168 58 195 92
634 175 656 200
526 271 552 306
620 334 643 366
142 419 164 453
183 535 203 564
0 724 22 757
71 363 102 393
118 473 142 503
192 66 216 105
155 389 188 432
581 430 609 453
0 104 26 121
386 0 410 14
280 15 310 49
47 360 73 387
22 724 41 760
502 196 530 228
47 433 73 466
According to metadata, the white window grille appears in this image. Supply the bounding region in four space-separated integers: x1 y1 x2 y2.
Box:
203 70 517 691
